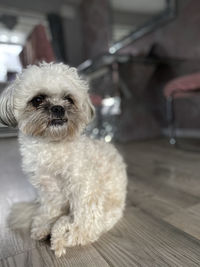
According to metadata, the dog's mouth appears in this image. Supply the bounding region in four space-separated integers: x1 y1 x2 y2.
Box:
50 119 67 126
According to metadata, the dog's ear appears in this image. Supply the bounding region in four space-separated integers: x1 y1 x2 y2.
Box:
84 94 95 123
0 85 17 127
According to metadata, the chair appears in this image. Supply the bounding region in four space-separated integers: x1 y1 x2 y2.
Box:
164 72 200 146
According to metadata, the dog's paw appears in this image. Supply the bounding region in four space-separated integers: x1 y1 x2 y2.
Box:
31 225 50 241
51 235 68 257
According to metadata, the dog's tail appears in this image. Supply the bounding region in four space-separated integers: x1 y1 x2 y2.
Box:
8 201 39 230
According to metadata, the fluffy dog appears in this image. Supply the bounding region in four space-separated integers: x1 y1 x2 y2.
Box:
0 62 127 257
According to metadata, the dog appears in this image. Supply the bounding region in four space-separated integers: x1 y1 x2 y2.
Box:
0 62 127 257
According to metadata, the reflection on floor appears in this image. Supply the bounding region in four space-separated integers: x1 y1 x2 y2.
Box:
1 137 200 266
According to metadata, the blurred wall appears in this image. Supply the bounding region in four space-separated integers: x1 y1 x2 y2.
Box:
0 0 80 14
80 0 111 60
121 0 199 60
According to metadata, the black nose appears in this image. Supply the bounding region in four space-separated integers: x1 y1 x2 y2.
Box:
51 105 65 118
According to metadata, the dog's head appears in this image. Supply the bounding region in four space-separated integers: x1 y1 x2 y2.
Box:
0 62 94 141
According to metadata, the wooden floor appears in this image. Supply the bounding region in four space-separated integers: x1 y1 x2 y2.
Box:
1 137 200 266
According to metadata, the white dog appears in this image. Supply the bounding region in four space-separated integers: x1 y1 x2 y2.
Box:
0 62 127 257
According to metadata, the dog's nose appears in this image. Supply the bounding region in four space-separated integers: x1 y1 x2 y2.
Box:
51 105 65 118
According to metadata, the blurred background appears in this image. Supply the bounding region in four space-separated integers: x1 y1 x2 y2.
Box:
0 0 200 147
2 2 200 264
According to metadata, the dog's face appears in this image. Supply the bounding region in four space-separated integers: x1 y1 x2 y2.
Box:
19 89 89 141
0 63 94 141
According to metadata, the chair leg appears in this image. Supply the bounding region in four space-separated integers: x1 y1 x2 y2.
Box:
166 96 176 145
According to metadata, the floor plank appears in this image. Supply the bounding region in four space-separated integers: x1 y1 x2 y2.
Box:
94 207 200 267
164 203 200 240
0 245 109 267
126 168 200 219
0 138 36 259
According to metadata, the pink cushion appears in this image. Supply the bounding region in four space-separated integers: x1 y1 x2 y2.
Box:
164 72 200 98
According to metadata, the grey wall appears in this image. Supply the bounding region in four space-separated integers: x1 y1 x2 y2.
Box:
112 10 151 28
0 0 80 14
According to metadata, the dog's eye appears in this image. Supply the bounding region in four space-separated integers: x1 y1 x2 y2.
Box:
31 95 46 107
63 95 74 105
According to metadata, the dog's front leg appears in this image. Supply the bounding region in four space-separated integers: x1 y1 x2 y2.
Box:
30 174 67 241
31 203 65 241
50 190 106 257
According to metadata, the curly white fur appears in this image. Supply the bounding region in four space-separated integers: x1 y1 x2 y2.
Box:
0 62 127 257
